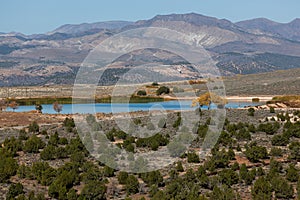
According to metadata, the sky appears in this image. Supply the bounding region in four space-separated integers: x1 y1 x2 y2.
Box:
1 0 300 34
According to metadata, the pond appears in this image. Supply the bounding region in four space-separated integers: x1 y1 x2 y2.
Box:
5 101 263 114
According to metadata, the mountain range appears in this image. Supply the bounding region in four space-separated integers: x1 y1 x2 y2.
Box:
1 13 300 86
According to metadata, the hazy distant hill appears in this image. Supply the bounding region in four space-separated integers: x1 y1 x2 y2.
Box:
1 13 300 86
236 18 300 42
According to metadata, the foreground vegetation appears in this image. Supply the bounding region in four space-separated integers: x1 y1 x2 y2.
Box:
0 109 300 199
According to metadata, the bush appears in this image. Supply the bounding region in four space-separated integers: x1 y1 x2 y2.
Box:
187 151 200 163
248 108 255 116
245 144 268 162
271 134 289 146
252 98 260 102
28 121 39 132
289 142 300 161
0 156 18 183
252 177 272 200
6 183 24 199
136 133 169 151
269 147 283 156
126 175 139 194
137 90 147 96
80 180 106 200
117 171 128 184
271 176 294 199
24 135 46 153
40 145 57 160
258 122 280 135
270 107 275 113
286 164 299 182
140 171 163 186
176 161 184 172
156 86 170 95
219 169 239 186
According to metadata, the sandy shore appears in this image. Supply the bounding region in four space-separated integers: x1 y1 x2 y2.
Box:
164 95 273 102
225 96 273 102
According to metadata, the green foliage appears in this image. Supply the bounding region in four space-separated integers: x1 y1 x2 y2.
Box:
63 117 75 132
137 90 147 96
66 189 78 200
140 171 163 186
156 86 170 95
173 115 182 129
235 128 251 141
245 143 268 162
6 183 24 200
289 142 300 161
252 177 272 200
49 132 60 146
115 130 127 140
219 168 239 186
105 131 115 142
286 164 299 182
70 152 85 164
271 176 294 199
117 171 128 184
48 169 78 199
3 136 23 156
187 151 200 163
248 108 255 116
269 147 283 156
269 107 275 113
103 166 115 177
257 122 280 135
40 145 56 160
124 143 135 153
28 121 39 132
136 133 169 151
126 175 139 194
210 185 240 200
80 180 106 200
18 129 28 140
176 161 184 172
31 162 57 186
23 135 46 153
271 134 289 146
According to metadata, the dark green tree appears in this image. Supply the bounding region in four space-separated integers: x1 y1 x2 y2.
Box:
126 175 139 194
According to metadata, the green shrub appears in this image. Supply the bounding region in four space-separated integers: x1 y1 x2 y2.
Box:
28 121 39 132
137 90 147 96
156 86 170 95
187 151 200 163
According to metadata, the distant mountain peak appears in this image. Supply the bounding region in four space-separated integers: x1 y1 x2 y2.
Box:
49 20 134 35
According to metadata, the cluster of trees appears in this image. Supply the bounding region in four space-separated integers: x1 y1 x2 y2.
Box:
136 133 169 151
2 111 300 199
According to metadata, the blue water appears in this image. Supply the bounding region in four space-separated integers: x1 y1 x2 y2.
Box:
5 101 262 114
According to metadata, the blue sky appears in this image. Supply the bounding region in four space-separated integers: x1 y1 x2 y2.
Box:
1 0 299 34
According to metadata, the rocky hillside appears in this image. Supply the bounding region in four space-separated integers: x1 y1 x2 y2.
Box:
1 13 300 86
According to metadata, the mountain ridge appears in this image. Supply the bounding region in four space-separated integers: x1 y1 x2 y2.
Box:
1 13 300 86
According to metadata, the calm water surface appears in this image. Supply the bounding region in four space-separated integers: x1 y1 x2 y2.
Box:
6 101 262 114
